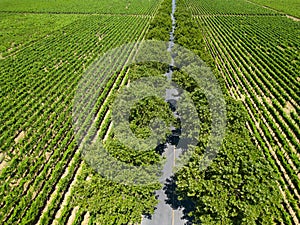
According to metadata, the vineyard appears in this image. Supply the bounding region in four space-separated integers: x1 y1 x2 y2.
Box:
0 0 163 224
0 0 299 224
177 0 299 224
250 0 300 18
0 0 160 15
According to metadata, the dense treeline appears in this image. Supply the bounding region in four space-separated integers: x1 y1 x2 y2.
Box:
146 0 172 41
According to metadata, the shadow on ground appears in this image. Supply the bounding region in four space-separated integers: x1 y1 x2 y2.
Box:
163 175 196 225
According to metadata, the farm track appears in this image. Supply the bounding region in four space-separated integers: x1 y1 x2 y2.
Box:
193 14 283 17
198 14 300 224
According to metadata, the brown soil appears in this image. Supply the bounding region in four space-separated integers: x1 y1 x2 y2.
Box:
52 162 83 224
283 101 295 114
66 206 79 225
286 15 300 22
0 153 8 172
14 131 25 143
82 212 90 225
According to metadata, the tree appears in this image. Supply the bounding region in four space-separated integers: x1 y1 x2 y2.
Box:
175 99 282 225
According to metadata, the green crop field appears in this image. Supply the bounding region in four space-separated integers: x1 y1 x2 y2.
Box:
0 13 82 55
0 0 161 15
249 0 300 18
0 0 299 224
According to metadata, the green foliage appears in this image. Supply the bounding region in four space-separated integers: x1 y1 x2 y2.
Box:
250 0 300 18
174 2 226 90
73 61 171 220
0 13 81 54
173 1 283 223
146 0 172 41
129 96 176 139
71 165 160 225
104 136 162 166
175 98 282 224
183 0 281 15
127 62 168 80
0 0 161 15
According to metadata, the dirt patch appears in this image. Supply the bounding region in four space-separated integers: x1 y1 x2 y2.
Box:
66 206 79 225
257 96 263 103
96 33 105 41
265 97 272 105
286 15 300 22
45 152 51 161
239 94 245 102
55 60 63 69
14 131 25 143
82 212 90 225
0 153 8 172
283 101 295 114
126 79 131 87
0 152 4 162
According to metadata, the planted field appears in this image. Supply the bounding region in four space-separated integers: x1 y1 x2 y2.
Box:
0 0 163 223
178 0 300 223
1 0 299 224
0 0 161 15
249 0 300 18
0 13 83 56
183 0 281 15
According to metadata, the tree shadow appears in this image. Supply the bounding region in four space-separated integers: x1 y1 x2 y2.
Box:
142 212 153 220
155 143 167 155
163 175 196 225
